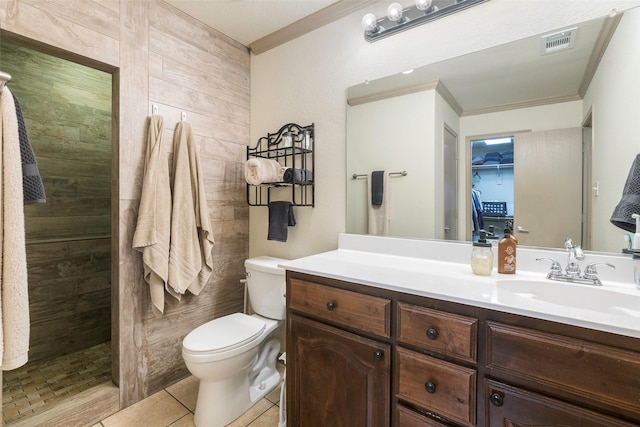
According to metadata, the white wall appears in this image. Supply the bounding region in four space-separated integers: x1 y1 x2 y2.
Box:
250 0 640 260
583 6 640 253
346 91 434 238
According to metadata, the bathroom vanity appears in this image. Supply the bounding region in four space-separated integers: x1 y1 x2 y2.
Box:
283 234 640 427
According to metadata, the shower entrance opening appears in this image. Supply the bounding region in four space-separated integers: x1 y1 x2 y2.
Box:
1 40 115 425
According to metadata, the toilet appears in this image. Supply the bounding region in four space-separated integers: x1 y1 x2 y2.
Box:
182 256 288 427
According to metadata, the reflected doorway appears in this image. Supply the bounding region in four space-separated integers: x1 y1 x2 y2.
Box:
443 125 458 240
471 135 515 242
469 128 583 248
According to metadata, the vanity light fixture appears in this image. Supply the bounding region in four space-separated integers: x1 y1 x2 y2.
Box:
362 0 489 42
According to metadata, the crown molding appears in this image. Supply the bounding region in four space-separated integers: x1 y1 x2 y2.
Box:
578 13 621 98
249 0 374 55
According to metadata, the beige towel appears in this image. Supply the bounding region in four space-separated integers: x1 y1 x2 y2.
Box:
244 158 284 185
0 86 30 370
132 115 171 317
168 121 215 298
367 171 390 236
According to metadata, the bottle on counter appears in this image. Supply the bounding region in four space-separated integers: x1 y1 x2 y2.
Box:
498 227 517 274
472 230 494 276
634 254 640 290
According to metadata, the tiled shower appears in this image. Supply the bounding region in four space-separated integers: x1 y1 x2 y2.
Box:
1 41 112 424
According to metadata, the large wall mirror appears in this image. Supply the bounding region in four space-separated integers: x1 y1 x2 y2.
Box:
346 5 640 255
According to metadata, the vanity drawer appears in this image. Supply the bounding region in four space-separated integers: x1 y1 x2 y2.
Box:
397 302 477 362
487 322 640 417
396 347 476 427
396 405 449 427
288 278 391 338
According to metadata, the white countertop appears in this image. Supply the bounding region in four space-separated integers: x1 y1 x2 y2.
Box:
281 234 640 339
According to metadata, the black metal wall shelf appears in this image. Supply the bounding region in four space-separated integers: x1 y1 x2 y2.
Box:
246 123 314 207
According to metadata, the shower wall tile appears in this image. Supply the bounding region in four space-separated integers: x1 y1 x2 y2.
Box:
1 0 250 416
0 0 119 68
117 0 151 408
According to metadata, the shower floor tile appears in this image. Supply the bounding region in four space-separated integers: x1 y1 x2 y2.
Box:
2 342 111 425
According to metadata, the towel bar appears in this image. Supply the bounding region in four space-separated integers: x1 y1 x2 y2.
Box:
351 171 407 179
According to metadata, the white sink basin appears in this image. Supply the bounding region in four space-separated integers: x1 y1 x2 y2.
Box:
495 279 640 317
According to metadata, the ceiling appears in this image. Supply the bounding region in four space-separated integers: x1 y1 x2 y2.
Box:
347 14 611 115
164 1 620 115
164 0 343 47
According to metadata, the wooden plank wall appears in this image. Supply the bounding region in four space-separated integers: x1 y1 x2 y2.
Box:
0 0 251 409
0 41 112 363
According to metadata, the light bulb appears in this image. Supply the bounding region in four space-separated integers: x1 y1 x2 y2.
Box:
361 14 377 32
416 0 433 10
361 13 378 32
416 0 433 11
386 3 404 23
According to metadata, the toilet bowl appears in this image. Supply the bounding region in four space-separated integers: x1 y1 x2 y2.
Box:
182 256 287 427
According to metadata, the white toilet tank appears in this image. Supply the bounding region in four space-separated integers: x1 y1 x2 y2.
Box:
245 256 288 320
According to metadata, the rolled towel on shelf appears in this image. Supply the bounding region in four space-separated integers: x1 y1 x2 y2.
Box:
245 158 284 185
283 168 313 183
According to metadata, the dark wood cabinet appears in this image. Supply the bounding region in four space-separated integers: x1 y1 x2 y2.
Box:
288 315 390 427
485 379 638 427
286 271 640 426
396 347 476 426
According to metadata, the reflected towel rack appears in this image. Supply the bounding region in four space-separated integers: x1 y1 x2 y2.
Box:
352 170 407 179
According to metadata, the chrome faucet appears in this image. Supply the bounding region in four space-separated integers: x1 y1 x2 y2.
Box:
536 238 615 286
564 238 585 278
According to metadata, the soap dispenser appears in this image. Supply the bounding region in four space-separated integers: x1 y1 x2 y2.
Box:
632 213 640 250
498 227 516 274
472 230 493 276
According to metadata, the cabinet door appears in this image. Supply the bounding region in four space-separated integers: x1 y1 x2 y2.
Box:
485 379 638 427
288 314 391 427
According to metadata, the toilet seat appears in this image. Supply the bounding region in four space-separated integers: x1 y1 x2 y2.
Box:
183 313 266 355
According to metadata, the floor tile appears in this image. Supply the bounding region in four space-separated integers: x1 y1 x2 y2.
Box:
248 405 280 426
2 342 111 425
165 375 199 412
265 385 281 406
226 399 273 427
101 390 189 427
169 413 196 427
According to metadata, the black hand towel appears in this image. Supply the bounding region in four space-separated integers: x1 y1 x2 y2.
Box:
371 171 384 206
611 154 640 232
283 168 313 183
268 201 296 242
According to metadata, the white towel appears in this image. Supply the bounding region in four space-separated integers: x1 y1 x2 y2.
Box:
0 86 30 370
367 171 390 236
244 158 284 185
168 121 215 298
133 115 171 317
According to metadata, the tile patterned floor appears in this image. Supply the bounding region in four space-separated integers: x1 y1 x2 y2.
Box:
3 342 282 426
2 342 112 425
94 372 283 427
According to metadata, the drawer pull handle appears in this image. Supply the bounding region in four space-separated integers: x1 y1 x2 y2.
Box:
326 301 336 311
489 392 504 407
426 327 438 340
425 381 437 394
373 350 384 361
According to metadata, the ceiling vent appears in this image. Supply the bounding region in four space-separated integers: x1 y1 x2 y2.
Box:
541 27 577 55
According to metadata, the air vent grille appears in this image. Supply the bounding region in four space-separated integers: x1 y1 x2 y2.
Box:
541 27 577 55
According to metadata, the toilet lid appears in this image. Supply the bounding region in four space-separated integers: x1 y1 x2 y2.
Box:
183 313 266 353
